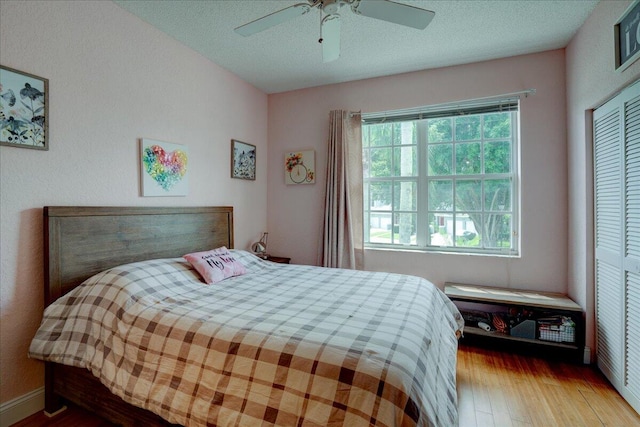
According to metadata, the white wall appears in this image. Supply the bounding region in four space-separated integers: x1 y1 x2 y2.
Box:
566 0 640 353
267 50 568 293
0 0 268 404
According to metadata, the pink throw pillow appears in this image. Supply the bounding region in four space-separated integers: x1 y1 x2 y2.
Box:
183 247 246 284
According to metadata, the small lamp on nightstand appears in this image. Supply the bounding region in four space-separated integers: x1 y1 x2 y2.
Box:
251 232 268 259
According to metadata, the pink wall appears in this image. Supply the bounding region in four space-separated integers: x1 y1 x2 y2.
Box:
3 0 631 415
268 50 568 294
566 0 640 353
0 1 267 404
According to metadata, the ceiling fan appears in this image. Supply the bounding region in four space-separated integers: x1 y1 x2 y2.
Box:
234 0 435 63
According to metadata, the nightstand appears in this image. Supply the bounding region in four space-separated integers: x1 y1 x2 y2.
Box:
266 255 291 264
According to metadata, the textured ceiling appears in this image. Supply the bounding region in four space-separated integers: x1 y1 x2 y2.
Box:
113 0 599 94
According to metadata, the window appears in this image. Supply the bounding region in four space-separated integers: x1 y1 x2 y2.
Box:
362 98 519 255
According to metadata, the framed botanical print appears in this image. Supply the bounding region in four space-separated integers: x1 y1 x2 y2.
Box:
0 65 48 150
231 139 256 180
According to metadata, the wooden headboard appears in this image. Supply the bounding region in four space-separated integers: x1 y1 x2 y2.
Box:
44 206 233 306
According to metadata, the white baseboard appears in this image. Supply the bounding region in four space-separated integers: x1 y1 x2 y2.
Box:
0 387 44 427
584 346 592 364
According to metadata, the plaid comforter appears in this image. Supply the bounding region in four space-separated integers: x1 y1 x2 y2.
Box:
30 250 463 427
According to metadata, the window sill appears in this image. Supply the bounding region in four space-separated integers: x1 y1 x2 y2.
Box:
364 245 521 259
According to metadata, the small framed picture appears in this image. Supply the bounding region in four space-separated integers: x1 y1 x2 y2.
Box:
615 0 640 71
285 150 315 185
140 138 189 196
231 139 256 180
0 65 49 150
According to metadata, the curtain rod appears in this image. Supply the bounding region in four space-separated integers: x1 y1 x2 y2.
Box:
357 88 536 119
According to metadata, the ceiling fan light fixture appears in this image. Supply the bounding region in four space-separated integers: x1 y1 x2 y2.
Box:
322 0 341 15
234 0 435 62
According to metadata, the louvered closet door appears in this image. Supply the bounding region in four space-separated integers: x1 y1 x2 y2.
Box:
594 80 640 414
594 98 623 386
625 90 640 405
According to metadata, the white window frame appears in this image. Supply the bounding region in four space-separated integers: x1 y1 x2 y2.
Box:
362 98 521 256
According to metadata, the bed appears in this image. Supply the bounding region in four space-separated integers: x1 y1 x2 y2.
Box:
29 206 463 427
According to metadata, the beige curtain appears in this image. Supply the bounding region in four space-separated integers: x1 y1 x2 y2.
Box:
321 110 363 269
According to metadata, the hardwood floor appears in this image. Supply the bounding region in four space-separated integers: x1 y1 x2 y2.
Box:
457 342 640 426
9 404 116 427
12 343 640 426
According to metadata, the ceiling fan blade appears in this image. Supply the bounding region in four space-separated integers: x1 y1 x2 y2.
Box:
322 14 341 63
235 3 312 36
353 0 435 30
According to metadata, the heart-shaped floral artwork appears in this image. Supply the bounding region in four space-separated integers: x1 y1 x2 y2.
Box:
142 144 188 191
